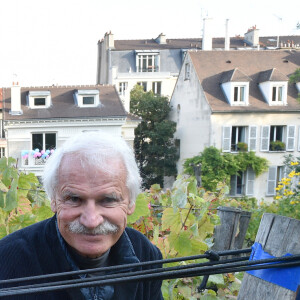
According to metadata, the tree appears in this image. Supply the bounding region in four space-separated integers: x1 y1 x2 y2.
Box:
130 85 178 188
183 147 269 191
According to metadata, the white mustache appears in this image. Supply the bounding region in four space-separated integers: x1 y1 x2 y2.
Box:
68 219 119 235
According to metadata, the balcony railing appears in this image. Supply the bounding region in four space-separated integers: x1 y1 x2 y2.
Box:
21 150 54 167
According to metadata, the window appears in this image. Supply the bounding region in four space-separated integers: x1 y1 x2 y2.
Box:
229 168 255 196
0 148 5 158
230 171 244 196
119 82 128 96
272 86 283 102
231 126 247 152
137 82 147 92
28 91 51 108
222 126 257 152
269 126 285 151
75 90 100 107
221 81 249 106
34 98 46 106
267 166 285 196
234 86 245 102
152 82 161 95
185 63 190 80
82 96 95 105
32 133 56 151
137 54 159 72
260 125 296 152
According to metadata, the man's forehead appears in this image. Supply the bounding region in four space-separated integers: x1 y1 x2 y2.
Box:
58 153 127 179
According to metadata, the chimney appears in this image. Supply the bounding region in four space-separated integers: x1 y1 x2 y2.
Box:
202 18 213 50
244 26 260 47
225 19 230 50
105 31 114 49
10 82 23 115
156 33 167 44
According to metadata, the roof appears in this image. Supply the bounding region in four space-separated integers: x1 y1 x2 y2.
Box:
220 68 251 83
188 50 300 112
257 68 289 83
3 85 127 121
111 35 300 51
259 35 300 48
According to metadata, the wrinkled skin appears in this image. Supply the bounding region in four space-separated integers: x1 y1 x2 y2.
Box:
51 155 135 258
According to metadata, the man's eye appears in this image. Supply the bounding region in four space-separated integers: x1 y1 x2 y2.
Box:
100 198 119 207
65 196 81 204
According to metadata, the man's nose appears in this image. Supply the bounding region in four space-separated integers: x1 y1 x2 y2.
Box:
79 201 103 229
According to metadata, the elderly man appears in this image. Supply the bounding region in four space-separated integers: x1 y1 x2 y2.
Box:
0 131 163 300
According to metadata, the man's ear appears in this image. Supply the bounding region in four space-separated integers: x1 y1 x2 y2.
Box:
127 203 135 215
51 200 57 213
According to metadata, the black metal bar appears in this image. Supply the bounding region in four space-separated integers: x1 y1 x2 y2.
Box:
1 256 300 298
0 248 252 286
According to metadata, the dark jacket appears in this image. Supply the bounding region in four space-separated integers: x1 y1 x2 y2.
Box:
0 216 163 300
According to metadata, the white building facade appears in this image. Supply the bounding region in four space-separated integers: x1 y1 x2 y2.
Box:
170 50 300 201
3 84 138 177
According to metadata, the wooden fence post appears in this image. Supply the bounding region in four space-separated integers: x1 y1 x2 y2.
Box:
238 213 300 300
213 206 251 253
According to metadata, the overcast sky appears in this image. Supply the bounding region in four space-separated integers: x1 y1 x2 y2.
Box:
0 0 299 87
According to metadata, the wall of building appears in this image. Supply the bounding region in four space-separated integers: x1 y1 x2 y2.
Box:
169 53 212 173
5 119 126 176
211 112 300 200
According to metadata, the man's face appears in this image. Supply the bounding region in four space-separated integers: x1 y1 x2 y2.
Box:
51 155 135 258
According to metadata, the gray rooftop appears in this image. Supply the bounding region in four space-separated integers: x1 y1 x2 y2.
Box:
3 85 127 121
189 50 300 112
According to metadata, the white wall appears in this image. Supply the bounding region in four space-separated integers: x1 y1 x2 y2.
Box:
5 119 127 176
169 53 212 173
170 53 300 202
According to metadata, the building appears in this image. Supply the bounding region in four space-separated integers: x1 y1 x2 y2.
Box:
2 84 139 176
169 50 300 201
96 25 300 112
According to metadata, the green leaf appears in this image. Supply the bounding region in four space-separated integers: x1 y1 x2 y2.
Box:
4 179 18 211
168 231 192 256
161 207 182 233
171 188 187 208
0 191 5 208
191 238 208 254
127 194 150 224
32 205 54 222
0 180 8 193
207 274 225 287
0 224 8 239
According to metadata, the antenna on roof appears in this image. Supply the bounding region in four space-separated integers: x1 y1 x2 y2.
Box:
273 14 283 48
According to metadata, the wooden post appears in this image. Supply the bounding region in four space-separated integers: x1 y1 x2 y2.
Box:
233 210 252 250
238 213 300 300
213 206 242 252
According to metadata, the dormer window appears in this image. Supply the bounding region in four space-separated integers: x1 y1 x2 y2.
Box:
234 86 246 102
220 68 250 106
258 68 288 106
272 86 283 102
74 90 100 107
28 91 51 109
136 51 160 72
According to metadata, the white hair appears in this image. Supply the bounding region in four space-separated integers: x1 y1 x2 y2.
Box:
42 131 141 207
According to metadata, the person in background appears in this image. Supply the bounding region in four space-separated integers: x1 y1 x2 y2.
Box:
0 131 163 300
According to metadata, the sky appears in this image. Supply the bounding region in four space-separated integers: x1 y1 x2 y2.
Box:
0 0 299 87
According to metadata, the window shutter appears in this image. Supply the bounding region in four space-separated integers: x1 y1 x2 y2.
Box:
246 168 255 196
266 166 277 196
260 126 270 152
286 125 296 151
248 126 257 151
229 175 237 196
222 126 231 152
